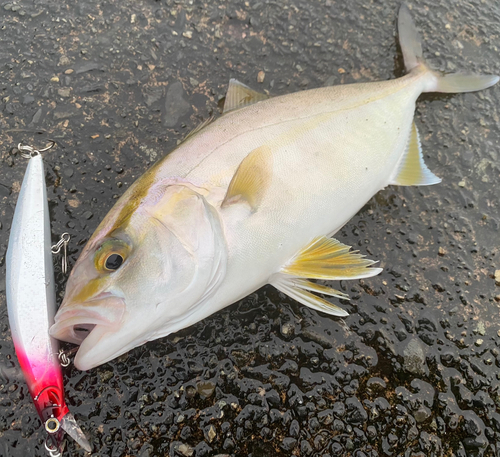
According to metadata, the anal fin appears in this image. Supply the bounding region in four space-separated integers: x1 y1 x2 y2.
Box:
390 122 441 186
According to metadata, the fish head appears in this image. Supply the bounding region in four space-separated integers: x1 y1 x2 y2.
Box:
50 184 227 370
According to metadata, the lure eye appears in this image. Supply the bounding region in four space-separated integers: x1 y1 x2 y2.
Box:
105 254 123 270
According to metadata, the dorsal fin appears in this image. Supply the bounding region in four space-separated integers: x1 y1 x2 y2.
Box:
181 115 215 143
223 79 269 114
221 145 273 212
390 122 441 186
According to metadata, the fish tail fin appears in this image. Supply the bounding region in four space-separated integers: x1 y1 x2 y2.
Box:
398 3 499 93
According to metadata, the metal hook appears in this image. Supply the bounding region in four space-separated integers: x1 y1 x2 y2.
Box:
18 140 56 159
51 233 70 274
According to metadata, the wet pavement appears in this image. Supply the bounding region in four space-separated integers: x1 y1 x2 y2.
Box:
1 0 499 456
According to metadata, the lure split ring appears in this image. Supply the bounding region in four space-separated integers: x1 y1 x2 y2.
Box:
51 233 71 275
44 436 62 457
45 417 61 434
18 140 56 159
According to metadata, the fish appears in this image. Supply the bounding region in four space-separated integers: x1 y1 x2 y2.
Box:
6 146 91 454
50 5 498 371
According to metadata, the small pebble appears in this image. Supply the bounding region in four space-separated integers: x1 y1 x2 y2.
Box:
474 322 486 336
257 71 265 83
58 56 71 66
414 406 432 423
63 168 74 178
281 322 294 336
57 88 71 98
280 437 297 451
205 425 216 443
197 381 215 399
178 444 193 457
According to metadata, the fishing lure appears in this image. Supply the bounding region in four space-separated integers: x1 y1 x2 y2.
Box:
5 142 91 455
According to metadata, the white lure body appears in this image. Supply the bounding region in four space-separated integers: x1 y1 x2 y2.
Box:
6 152 90 453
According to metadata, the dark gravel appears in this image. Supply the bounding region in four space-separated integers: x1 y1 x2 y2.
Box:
1 0 499 456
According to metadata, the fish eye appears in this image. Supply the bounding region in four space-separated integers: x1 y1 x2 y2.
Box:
94 239 130 273
105 253 123 270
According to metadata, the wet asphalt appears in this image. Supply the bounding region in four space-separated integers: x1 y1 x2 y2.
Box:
0 0 499 456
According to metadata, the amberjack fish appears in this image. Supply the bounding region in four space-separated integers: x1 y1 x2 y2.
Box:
50 5 498 370
6 144 91 454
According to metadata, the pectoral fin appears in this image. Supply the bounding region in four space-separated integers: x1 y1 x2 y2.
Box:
221 145 272 211
270 236 382 317
390 122 441 186
223 79 269 114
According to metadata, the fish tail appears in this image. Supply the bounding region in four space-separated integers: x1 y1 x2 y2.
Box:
398 3 499 93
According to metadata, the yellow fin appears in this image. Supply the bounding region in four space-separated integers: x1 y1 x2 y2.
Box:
291 278 350 300
223 79 269 114
390 122 441 186
281 236 382 280
271 276 349 317
221 145 272 211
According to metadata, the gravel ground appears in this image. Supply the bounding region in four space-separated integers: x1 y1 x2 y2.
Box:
0 0 499 456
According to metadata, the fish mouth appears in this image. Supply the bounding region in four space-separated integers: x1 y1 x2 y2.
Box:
49 293 127 370
50 293 125 344
50 311 103 345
